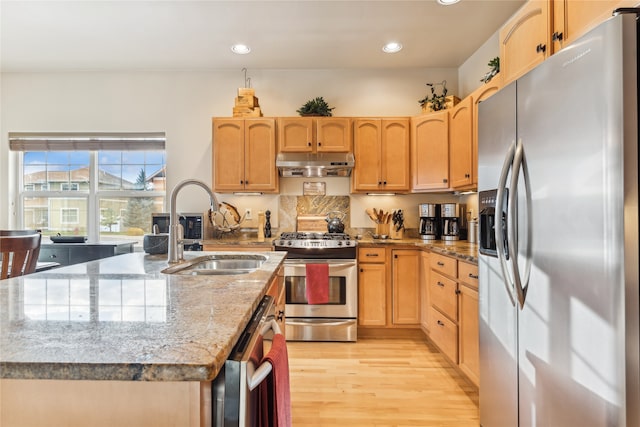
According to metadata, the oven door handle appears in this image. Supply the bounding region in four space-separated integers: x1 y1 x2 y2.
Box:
247 319 282 391
285 261 355 268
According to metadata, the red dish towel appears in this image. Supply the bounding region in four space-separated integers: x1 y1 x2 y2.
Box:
258 334 291 427
305 263 329 304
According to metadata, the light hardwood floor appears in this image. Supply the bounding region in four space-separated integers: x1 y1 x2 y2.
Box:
287 336 479 427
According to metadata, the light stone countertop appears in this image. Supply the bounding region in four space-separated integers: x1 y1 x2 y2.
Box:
204 234 478 264
0 251 286 382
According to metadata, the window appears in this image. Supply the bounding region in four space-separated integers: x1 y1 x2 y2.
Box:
61 183 80 191
10 132 166 247
61 208 79 224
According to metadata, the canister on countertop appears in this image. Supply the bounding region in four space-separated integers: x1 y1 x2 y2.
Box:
468 219 478 244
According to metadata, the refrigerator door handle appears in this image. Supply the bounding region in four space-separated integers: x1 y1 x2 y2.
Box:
495 139 517 306
509 139 533 309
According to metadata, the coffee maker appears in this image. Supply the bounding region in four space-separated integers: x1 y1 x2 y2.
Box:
419 203 439 240
440 203 466 241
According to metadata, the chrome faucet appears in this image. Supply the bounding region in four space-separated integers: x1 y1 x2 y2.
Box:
168 179 219 263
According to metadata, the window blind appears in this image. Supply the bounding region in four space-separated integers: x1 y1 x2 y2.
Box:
9 132 166 151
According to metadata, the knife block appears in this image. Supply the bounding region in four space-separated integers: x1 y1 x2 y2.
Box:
390 227 404 240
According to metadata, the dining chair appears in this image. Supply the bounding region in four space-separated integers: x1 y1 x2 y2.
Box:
0 233 42 279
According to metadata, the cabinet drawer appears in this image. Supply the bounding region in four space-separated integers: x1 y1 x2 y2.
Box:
430 253 457 277
430 271 458 321
429 306 458 363
458 261 478 290
358 247 386 263
39 247 70 266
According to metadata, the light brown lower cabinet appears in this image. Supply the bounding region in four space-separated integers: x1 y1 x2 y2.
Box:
458 282 479 386
267 267 286 337
358 247 387 327
419 251 430 333
358 247 421 329
392 249 421 325
457 260 479 386
425 252 479 387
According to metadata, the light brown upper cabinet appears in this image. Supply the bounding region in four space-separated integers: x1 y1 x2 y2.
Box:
411 111 449 192
212 118 278 193
352 118 410 193
500 0 551 85
277 117 352 153
470 75 503 187
552 0 636 53
448 96 474 190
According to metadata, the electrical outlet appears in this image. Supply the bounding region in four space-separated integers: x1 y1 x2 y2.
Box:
245 208 252 220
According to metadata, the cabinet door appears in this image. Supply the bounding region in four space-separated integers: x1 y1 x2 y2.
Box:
381 119 410 192
500 0 551 84
392 250 420 325
411 111 449 191
352 119 382 192
449 97 473 189
458 283 479 386
420 251 430 332
471 76 502 186
244 119 278 192
358 263 387 326
316 118 352 152
554 0 635 53
277 117 314 152
213 118 245 192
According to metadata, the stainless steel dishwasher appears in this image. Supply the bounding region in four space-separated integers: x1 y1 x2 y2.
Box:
212 294 280 426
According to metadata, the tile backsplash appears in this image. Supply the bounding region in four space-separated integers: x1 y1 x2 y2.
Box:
279 195 350 233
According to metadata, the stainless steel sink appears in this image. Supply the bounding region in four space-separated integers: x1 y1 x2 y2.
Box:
161 254 268 275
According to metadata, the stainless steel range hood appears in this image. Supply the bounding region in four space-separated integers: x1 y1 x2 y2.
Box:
276 152 355 177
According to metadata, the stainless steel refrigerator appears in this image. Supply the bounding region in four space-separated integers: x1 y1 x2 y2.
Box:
478 10 639 427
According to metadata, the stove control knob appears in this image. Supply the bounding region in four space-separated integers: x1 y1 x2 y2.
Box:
338 241 343 246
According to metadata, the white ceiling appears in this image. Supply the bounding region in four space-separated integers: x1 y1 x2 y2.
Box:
0 0 525 72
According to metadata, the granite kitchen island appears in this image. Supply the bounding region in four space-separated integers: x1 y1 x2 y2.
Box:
0 251 286 427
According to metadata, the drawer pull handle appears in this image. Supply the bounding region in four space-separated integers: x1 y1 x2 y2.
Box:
437 261 445 266
366 253 379 257
49 254 57 259
469 273 479 279
437 320 445 326
437 281 445 287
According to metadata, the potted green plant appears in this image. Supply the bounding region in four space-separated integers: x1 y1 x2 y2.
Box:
297 96 335 117
481 57 500 83
419 80 449 112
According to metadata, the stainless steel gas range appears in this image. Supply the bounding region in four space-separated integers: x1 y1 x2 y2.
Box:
273 232 357 342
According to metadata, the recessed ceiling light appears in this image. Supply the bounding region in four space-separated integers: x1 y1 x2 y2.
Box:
437 0 461 5
382 42 403 54
231 44 251 55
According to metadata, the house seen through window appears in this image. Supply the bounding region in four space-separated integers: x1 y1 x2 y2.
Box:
11 132 166 247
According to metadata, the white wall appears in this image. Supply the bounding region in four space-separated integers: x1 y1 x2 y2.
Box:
458 32 500 99
1 68 461 229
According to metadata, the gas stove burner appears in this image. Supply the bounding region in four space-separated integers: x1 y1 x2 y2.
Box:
274 232 357 249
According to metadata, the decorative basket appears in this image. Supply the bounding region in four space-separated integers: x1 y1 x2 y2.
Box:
421 95 461 113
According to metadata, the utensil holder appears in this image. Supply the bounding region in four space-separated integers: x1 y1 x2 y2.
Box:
376 223 390 236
